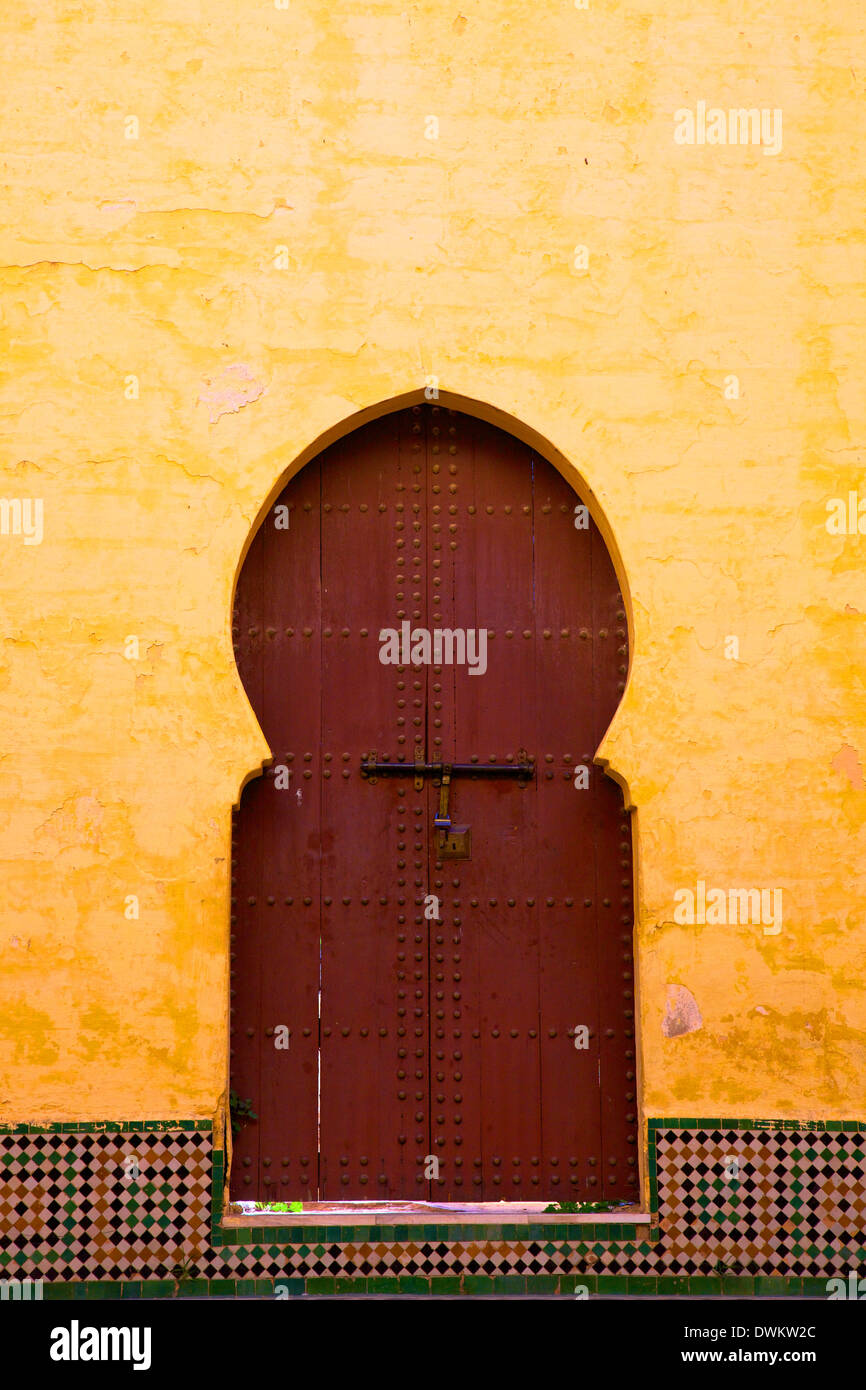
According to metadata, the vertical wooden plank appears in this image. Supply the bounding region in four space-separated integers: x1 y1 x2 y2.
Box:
318 409 431 1198
590 526 639 1200
429 410 542 1200
533 458 603 1201
464 414 540 1202
230 461 322 1200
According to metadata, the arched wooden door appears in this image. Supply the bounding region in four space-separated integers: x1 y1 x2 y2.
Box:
230 404 637 1203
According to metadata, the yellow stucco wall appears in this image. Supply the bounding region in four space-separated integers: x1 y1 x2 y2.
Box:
1 0 864 1155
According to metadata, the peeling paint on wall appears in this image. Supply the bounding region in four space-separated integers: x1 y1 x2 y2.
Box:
832 744 864 789
198 364 266 424
662 985 703 1039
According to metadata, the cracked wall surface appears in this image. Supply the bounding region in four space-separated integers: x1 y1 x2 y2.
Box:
0 1 864 1147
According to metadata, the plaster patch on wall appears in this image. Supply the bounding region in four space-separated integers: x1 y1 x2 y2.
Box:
662 984 703 1038
97 200 138 230
35 794 104 851
198 365 266 424
832 743 864 789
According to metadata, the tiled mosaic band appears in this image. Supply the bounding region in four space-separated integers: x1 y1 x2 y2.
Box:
1 1119 863 1292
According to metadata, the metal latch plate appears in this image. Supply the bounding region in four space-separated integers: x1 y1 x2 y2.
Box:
438 825 471 859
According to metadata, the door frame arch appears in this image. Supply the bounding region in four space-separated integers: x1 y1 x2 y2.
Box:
226 390 646 1213
233 390 633 687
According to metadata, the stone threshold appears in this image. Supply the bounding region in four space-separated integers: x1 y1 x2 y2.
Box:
224 1201 653 1228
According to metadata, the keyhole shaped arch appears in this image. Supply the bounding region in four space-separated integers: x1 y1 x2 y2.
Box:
227 389 642 1207
230 388 637 805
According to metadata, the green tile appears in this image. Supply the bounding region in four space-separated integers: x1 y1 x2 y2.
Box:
255 1279 275 1296
428 1277 461 1296
722 1275 754 1296
461 1276 494 1295
802 1277 831 1297
179 1279 208 1297
140 1280 174 1298
365 1277 400 1295
689 1276 722 1295
657 1275 690 1295
398 1276 429 1294
336 1278 365 1294
274 1279 306 1298
627 1276 657 1295
44 1283 75 1300
755 1277 787 1296
305 1278 336 1295
86 1282 120 1300
208 1279 235 1297
493 1276 527 1295
120 1282 142 1300
525 1275 557 1295
597 1274 628 1294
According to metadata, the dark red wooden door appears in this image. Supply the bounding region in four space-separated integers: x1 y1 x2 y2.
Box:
230 404 637 1203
